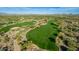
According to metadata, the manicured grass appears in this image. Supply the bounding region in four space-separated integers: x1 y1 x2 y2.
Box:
0 21 34 33
26 20 60 51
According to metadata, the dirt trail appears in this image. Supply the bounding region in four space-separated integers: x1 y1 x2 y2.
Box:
13 27 32 51
14 40 20 51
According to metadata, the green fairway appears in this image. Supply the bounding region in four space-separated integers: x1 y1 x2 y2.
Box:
0 21 34 33
26 20 60 51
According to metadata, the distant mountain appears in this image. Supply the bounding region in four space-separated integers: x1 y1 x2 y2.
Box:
0 12 8 15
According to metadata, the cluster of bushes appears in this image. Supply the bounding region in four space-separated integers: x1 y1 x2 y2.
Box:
58 16 79 51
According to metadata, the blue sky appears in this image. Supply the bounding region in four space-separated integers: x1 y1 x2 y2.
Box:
0 7 79 14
